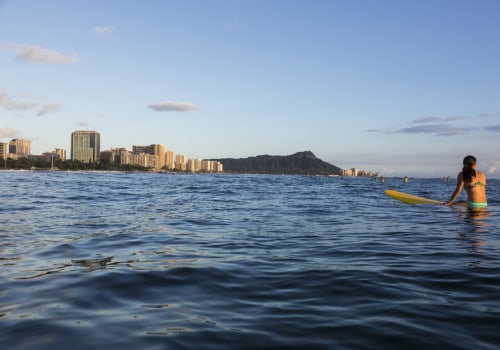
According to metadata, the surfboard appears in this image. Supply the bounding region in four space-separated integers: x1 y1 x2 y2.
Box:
384 189 444 205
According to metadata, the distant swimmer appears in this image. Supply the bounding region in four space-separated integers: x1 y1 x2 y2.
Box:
403 176 409 183
445 155 487 208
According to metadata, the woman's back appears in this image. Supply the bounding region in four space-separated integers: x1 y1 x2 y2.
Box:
463 170 487 203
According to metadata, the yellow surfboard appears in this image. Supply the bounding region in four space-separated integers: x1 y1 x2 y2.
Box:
384 189 444 205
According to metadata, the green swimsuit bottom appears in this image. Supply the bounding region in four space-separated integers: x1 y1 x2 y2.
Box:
467 200 488 209
466 181 487 208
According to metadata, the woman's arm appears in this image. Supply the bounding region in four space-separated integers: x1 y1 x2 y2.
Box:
445 173 464 205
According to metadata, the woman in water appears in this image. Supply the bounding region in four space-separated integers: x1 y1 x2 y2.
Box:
445 155 487 208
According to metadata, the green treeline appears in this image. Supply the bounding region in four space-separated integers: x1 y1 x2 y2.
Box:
1 158 151 171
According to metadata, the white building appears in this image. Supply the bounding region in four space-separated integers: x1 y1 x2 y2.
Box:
175 154 186 171
9 139 31 158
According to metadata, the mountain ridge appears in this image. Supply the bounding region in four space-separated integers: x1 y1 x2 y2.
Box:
213 151 343 175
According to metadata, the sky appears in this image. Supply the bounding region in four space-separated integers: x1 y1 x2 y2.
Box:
1 0 499 177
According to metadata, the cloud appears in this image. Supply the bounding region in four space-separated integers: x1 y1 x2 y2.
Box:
413 117 440 124
148 101 199 112
484 125 500 132
226 18 244 30
387 113 500 136
443 115 467 122
1 89 63 116
0 89 37 111
93 26 113 36
477 113 497 119
1 43 79 64
394 124 474 136
413 116 467 124
390 123 500 136
487 160 500 174
0 126 21 139
37 103 63 116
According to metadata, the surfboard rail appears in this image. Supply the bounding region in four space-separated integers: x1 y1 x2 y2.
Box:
384 189 444 205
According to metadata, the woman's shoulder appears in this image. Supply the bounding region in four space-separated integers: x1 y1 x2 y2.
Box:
477 171 487 181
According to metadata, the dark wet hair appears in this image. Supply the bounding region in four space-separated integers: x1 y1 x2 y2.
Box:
462 155 477 183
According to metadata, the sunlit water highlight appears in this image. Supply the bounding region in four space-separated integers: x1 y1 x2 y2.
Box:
1 171 500 349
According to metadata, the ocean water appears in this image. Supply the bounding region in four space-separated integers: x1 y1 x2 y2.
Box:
1 170 499 350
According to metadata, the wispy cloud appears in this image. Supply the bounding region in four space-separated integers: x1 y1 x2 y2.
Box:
444 116 467 122
395 124 474 136
477 113 496 119
148 101 199 112
0 126 21 139
0 89 37 111
487 160 500 175
413 117 440 124
485 125 500 132
226 17 244 30
381 113 500 136
37 103 63 116
412 115 467 124
93 25 113 36
1 89 62 117
1 43 79 64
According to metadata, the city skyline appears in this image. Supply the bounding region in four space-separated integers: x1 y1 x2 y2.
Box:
1 131 225 173
3 131 371 175
1 1 499 178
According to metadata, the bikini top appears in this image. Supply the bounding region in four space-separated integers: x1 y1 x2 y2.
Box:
466 180 486 189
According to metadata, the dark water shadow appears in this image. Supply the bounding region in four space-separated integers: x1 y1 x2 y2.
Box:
451 207 494 260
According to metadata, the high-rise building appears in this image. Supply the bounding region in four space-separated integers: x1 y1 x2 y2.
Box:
0 142 8 160
152 144 165 169
165 150 174 170
175 154 186 171
133 144 165 169
9 139 31 158
53 148 66 161
187 158 196 172
71 130 100 163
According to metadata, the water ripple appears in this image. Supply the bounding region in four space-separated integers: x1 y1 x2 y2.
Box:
0 172 499 349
